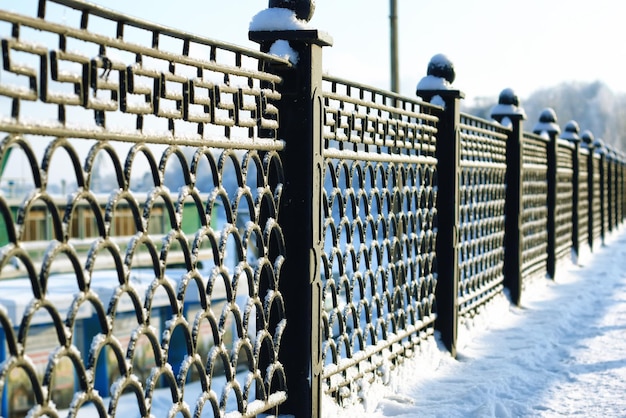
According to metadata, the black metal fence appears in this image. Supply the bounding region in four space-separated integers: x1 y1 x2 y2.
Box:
0 1 625 417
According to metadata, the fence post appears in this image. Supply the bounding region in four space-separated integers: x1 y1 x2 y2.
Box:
250 3 332 416
596 139 607 245
490 88 525 306
533 109 560 279
606 147 614 233
416 54 464 357
561 121 581 262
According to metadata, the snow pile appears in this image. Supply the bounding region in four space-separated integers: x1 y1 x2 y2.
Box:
326 229 626 417
269 39 299 65
249 8 309 65
249 8 311 31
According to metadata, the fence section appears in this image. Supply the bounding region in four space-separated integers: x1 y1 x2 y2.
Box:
0 1 289 416
555 140 575 263
320 75 440 404
457 114 508 317
520 132 550 280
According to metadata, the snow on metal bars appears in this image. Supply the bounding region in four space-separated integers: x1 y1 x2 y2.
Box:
0 0 288 416
320 75 440 404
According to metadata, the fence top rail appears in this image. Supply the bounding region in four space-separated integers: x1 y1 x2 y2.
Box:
38 0 290 65
323 74 440 113
523 130 550 144
459 112 511 139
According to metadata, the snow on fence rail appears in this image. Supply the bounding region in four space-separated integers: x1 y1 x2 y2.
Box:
1 1 626 417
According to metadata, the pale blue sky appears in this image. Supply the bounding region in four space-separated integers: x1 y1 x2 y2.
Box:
71 0 626 104
1 0 624 186
6 0 625 102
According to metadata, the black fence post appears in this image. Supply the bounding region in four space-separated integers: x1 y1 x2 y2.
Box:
250 3 332 416
608 147 618 232
617 151 626 225
533 109 560 279
490 88 526 306
561 121 581 261
416 54 464 357
606 147 613 233
596 139 607 245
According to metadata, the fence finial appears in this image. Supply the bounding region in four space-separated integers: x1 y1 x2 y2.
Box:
416 54 464 105
490 88 526 122
581 130 595 148
268 0 315 21
561 120 581 142
416 54 456 92
533 108 560 135
593 138 606 154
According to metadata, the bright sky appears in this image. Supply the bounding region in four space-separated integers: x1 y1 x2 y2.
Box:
60 0 626 105
5 0 625 103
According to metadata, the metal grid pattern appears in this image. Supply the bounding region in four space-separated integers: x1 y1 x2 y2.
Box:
457 114 507 316
578 148 590 249
521 133 549 279
592 153 603 242
601 157 610 236
555 140 575 262
0 1 288 416
320 76 439 403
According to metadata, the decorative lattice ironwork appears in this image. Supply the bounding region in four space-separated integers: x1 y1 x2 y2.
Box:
0 1 289 416
555 140 575 262
457 114 507 317
592 153 603 242
578 148 590 250
521 132 549 279
320 76 439 403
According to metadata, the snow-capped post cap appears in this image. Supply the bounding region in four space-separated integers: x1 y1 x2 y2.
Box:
249 0 332 48
490 88 526 121
416 54 464 104
580 130 594 149
268 0 315 22
561 120 580 143
532 108 560 136
593 137 606 154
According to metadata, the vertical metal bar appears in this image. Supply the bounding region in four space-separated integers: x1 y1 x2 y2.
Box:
417 86 463 357
599 150 606 244
571 141 580 259
546 132 557 278
607 152 614 232
490 90 525 306
585 139 595 251
504 118 524 304
389 0 399 93
249 28 332 418
534 110 560 278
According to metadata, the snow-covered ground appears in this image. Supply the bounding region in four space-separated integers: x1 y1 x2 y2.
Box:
324 228 626 418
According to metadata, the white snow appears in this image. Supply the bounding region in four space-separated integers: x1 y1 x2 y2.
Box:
416 75 452 91
323 228 626 417
249 8 311 31
269 40 299 65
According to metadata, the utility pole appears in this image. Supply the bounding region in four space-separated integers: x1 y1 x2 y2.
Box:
390 0 399 93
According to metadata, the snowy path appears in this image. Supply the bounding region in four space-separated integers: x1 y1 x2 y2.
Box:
329 228 626 418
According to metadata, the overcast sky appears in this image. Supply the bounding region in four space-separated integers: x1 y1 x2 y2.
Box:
8 0 625 104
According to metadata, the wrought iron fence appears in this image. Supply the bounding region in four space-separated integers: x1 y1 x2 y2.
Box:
1 1 626 417
520 132 549 280
320 75 439 403
0 0 289 416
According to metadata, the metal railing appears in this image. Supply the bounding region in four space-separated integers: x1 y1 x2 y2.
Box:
1 1 625 417
0 0 289 416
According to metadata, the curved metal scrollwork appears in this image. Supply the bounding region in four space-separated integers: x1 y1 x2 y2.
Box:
320 76 439 404
0 1 288 416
